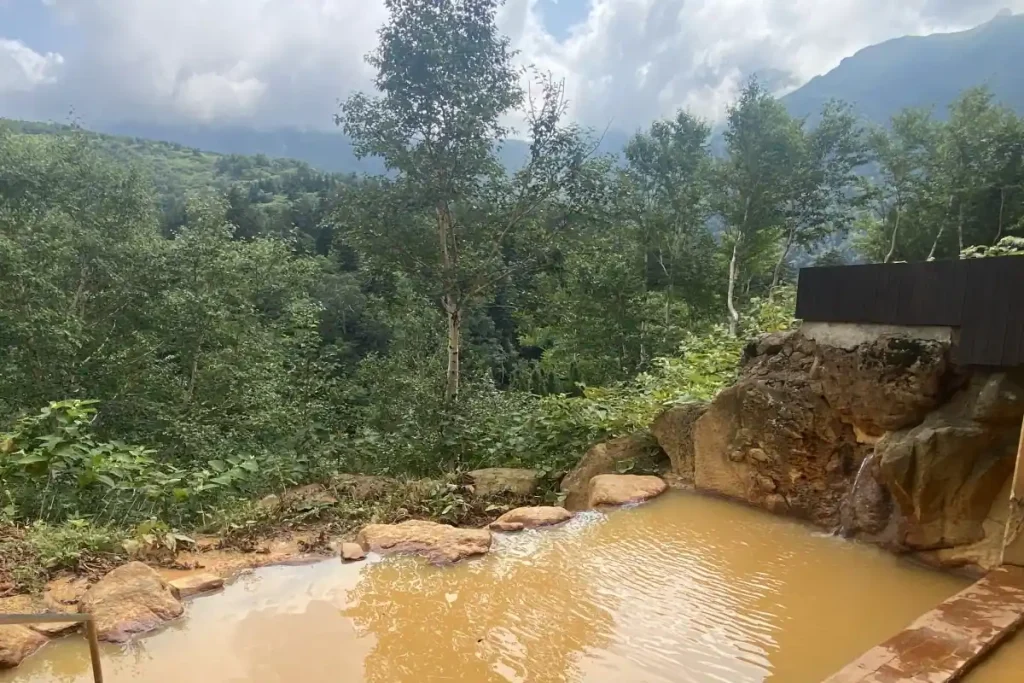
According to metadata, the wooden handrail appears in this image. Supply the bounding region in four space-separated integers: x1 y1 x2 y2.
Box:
0 612 103 682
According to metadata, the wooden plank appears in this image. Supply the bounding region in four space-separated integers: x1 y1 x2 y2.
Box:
1002 262 1024 366
960 258 1014 366
797 256 1024 367
822 568 1024 683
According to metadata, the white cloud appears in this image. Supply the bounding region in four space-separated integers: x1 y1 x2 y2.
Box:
13 0 388 127
507 0 1024 130
173 69 267 122
2 0 1023 131
0 39 63 93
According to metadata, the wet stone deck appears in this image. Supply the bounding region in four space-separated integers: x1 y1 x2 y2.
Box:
823 567 1024 683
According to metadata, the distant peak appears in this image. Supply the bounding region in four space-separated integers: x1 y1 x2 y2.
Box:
996 8 1013 19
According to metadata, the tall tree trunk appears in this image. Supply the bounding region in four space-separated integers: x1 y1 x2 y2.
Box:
437 202 460 402
927 223 945 261
928 195 954 261
727 197 750 338
956 200 965 256
996 187 1007 245
884 205 901 263
444 297 460 403
727 238 741 337
770 227 796 296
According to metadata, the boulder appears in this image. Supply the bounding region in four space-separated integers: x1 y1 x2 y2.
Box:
650 402 707 484
43 576 90 608
488 506 572 532
78 562 184 642
168 573 224 598
465 468 539 498
1 594 78 637
0 626 46 669
340 542 367 562
587 474 667 508
816 335 956 437
968 372 1024 425
694 376 863 527
877 418 1017 551
560 431 666 510
356 520 491 564
838 454 892 537
741 331 958 438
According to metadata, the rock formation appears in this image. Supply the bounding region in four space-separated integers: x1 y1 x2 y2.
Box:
587 474 668 508
0 625 46 669
341 542 367 562
168 573 224 598
650 402 707 484
488 506 572 532
690 326 1024 572
356 520 492 564
560 430 666 510
78 562 184 642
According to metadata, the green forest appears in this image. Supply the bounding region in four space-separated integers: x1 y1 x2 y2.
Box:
2 0 1024 590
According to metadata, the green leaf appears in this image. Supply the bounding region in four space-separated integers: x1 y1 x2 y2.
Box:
95 474 117 488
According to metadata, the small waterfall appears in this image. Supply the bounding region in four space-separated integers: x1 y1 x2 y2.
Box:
838 454 876 537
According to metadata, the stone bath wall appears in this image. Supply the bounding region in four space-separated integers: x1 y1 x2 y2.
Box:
688 326 1024 572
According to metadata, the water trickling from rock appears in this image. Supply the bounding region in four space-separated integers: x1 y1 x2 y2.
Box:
839 453 893 538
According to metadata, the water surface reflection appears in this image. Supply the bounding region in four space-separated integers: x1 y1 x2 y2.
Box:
1 493 989 683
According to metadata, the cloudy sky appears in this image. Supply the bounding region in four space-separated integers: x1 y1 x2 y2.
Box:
0 0 1021 133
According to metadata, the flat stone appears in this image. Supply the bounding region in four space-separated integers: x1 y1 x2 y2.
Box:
488 506 572 532
823 567 1024 682
340 543 366 562
0 595 78 637
43 576 90 609
30 614 78 637
560 431 665 510
587 474 667 508
78 562 184 642
168 573 224 598
0 625 46 669
356 520 491 565
466 468 540 498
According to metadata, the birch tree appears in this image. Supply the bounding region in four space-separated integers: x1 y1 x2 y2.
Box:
717 80 798 335
337 0 593 401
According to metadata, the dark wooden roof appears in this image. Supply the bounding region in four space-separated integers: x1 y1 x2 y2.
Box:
795 256 1024 367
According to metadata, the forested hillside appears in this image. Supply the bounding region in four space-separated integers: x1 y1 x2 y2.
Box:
93 121 632 175
3 119 349 254
2 0 1024 592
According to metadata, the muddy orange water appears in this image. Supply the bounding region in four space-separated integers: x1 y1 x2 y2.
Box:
5 492 1023 683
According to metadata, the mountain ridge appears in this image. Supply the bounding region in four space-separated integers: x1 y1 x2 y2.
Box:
8 12 1024 174
781 12 1024 123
